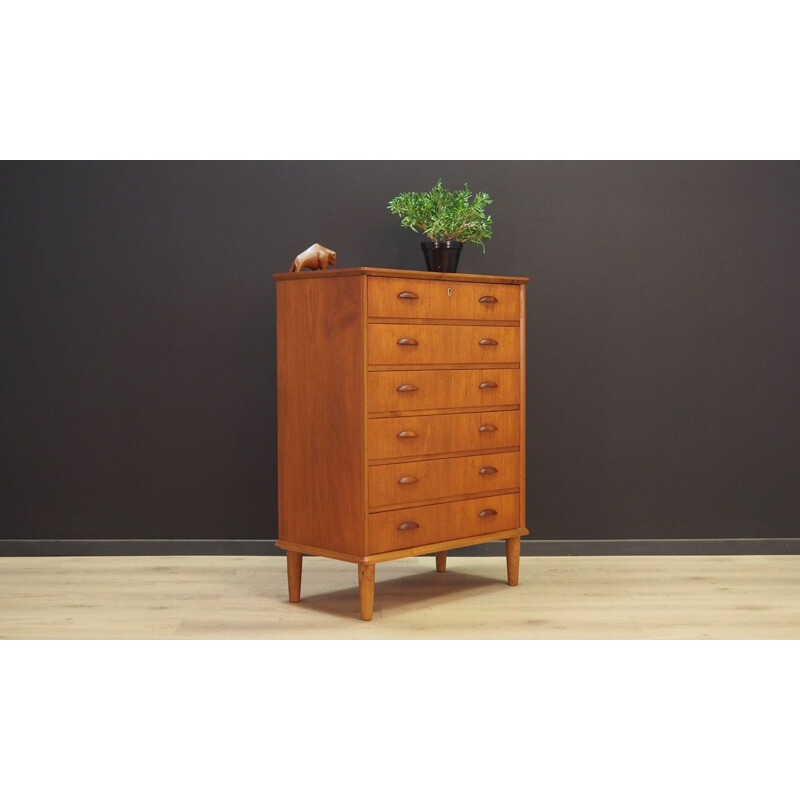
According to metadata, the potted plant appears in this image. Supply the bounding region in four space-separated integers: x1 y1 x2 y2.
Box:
387 178 493 272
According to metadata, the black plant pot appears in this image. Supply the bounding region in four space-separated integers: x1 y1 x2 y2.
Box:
421 241 463 272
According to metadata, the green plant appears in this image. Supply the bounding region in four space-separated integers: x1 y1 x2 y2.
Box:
387 178 493 252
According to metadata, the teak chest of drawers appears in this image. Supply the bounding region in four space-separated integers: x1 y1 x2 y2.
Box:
274 267 528 620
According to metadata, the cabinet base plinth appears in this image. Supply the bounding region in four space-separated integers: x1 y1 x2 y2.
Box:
276 528 528 620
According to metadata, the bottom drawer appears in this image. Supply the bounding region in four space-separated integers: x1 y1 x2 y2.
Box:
368 492 520 555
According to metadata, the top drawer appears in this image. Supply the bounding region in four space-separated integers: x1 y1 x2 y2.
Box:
368 276 521 322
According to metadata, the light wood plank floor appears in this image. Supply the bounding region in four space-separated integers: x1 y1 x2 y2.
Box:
1 554 799 639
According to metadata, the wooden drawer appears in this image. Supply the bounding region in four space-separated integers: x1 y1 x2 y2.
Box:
368 276 520 321
368 323 520 366
368 410 520 461
368 368 519 414
369 451 520 509
368 492 520 554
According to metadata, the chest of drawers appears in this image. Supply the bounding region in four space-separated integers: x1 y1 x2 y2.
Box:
274 267 528 620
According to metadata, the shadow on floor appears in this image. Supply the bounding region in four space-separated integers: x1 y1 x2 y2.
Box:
294 566 510 621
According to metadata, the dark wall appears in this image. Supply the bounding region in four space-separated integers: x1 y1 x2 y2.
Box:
1 161 799 542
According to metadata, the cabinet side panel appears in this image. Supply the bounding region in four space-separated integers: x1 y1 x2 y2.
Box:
276 276 366 556
519 283 527 533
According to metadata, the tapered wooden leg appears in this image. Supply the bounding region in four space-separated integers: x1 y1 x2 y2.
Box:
287 551 303 602
358 563 375 621
506 536 520 586
435 552 447 573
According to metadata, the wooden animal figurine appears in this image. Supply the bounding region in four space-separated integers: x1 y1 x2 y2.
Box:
290 243 337 272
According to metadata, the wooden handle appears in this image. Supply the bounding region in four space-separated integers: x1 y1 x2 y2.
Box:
397 476 419 485
479 381 498 389
478 424 498 432
479 296 498 304
479 338 498 346
478 509 498 518
478 466 498 475
396 430 418 438
397 521 419 531
397 291 419 300
397 338 419 346
396 384 419 392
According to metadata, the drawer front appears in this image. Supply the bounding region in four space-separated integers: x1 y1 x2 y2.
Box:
368 410 520 460
368 492 520 554
369 451 520 509
368 276 520 321
368 323 520 366
368 368 519 413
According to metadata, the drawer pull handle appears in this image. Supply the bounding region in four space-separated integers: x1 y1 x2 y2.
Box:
479 338 498 346
397 291 419 300
397 476 419 485
479 381 498 389
397 521 420 531
478 424 498 433
478 508 498 518
479 296 498 304
396 384 419 393
397 338 419 346
479 466 498 475
397 430 418 438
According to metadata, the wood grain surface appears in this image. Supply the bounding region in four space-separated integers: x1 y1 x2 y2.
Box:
368 323 521 366
368 451 520 509
368 276 521 321
3 555 799 638
367 368 520 414
276 275 366 555
367 410 521 461
368 492 520 554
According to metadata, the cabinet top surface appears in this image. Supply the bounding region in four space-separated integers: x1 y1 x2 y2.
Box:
273 267 528 284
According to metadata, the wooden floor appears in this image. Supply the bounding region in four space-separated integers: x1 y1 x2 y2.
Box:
1 554 799 639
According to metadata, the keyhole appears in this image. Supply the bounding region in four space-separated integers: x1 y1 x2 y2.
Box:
447 287 453 296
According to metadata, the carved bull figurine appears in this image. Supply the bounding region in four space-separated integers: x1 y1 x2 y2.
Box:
290 243 337 272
